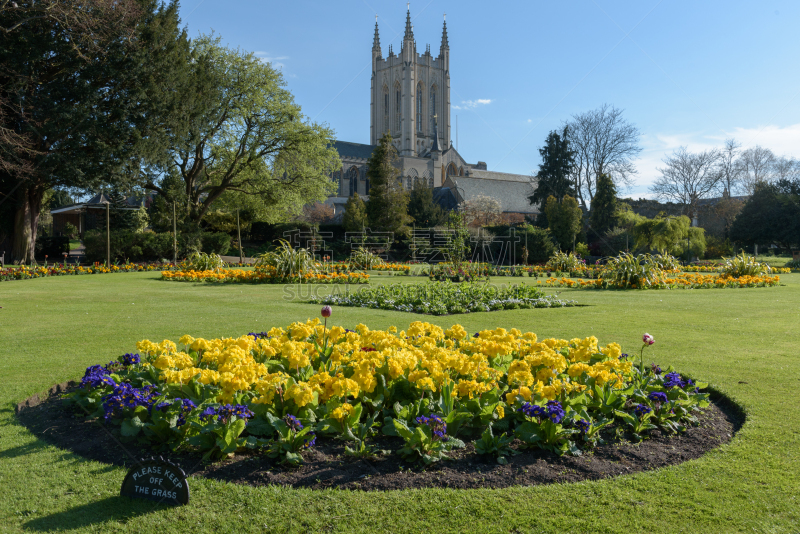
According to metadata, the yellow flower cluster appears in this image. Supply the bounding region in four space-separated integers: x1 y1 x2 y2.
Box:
136 320 633 407
161 268 369 284
540 272 780 289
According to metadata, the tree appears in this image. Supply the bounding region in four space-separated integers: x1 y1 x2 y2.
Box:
342 194 368 232
302 202 335 224
772 156 800 182
718 138 742 196
650 147 721 215
674 226 707 260
565 104 642 210
139 35 340 227
444 211 470 271
589 174 617 238
543 195 583 251
529 128 575 207
632 214 691 254
462 194 502 226
407 182 446 227
0 0 190 262
365 133 411 237
737 146 775 195
730 180 800 249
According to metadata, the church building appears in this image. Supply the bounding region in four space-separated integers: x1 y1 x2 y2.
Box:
326 9 538 220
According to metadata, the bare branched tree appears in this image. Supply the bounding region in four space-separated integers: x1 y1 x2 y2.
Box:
462 194 502 226
717 138 742 196
771 155 800 182
564 104 642 210
737 146 775 195
650 147 721 215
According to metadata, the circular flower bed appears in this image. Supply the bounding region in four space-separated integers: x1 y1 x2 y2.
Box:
310 281 577 315
65 313 710 468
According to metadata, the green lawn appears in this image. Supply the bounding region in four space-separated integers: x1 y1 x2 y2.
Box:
1 272 799 533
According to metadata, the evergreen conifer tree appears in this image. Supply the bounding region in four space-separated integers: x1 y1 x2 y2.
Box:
544 194 584 251
408 182 446 227
589 173 618 238
365 133 411 237
342 194 368 233
530 128 576 207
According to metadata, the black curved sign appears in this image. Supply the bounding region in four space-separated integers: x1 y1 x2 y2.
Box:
120 456 189 506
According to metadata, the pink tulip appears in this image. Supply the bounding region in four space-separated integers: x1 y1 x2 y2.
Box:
642 333 655 345
321 305 332 318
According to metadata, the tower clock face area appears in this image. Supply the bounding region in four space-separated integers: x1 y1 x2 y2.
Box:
370 8 450 157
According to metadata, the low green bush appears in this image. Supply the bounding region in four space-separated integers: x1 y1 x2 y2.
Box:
311 281 577 315
84 230 230 263
34 236 70 260
201 232 232 255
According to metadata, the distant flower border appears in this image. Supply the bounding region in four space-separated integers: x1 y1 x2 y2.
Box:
161 268 369 284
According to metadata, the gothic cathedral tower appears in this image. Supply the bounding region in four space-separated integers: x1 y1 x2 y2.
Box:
370 10 450 157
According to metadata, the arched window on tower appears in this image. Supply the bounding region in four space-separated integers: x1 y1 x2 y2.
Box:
383 85 389 132
429 85 437 133
416 83 423 134
395 84 401 134
349 166 360 196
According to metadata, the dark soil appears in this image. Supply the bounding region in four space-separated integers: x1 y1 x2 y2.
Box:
16 381 744 491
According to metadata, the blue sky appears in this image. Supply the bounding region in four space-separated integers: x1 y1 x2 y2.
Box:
179 0 800 198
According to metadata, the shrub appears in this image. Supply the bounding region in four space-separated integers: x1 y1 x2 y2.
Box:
255 239 317 277
599 253 666 289
311 281 577 315
63 222 78 239
721 252 771 277
649 253 680 271
705 236 733 259
84 230 229 262
186 252 226 272
201 232 232 255
546 251 584 272
485 224 557 264
349 247 384 270
34 236 70 260
575 242 590 257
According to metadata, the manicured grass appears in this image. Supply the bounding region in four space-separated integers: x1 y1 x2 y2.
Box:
1 272 799 533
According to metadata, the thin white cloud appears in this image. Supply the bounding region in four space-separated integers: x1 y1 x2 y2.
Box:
254 51 290 71
452 99 492 110
627 123 800 197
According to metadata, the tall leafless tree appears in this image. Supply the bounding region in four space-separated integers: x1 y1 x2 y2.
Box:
564 104 642 210
717 138 742 196
737 146 775 195
650 147 721 216
771 155 799 182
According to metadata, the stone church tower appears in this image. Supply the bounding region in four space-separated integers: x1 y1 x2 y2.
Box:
369 10 451 157
325 10 539 221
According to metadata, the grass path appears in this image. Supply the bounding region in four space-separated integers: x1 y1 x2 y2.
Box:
1 272 799 533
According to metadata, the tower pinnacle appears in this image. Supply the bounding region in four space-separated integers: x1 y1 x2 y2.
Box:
431 114 441 153
440 15 449 51
372 16 380 51
404 6 414 41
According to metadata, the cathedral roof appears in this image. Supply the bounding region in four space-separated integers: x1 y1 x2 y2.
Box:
332 141 377 161
446 176 538 214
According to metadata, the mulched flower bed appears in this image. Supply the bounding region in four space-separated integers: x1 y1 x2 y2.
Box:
16 381 743 491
